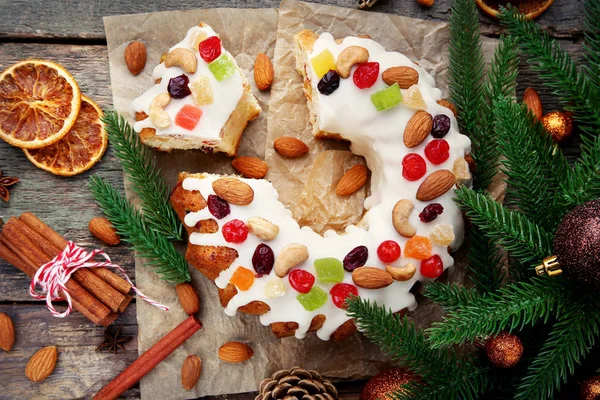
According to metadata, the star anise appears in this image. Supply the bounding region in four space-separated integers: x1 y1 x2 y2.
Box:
0 170 19 202
95 326 133 354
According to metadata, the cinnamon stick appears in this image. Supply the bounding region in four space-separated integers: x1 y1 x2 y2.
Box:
94 316 203 400
0 239 37 277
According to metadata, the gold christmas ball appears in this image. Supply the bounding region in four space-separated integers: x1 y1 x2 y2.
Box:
475 0 554 20
541 111 573 143
360 368 418 400
485 331 524 368
581 375 600 400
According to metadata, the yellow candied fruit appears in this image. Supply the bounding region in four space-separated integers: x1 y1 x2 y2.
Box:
264 278 286 299
190 30 209 50
404 235 432 260
311 49 336 79
402 85 427 110
430 224 455 247
190 76 214 106
230 267 255 291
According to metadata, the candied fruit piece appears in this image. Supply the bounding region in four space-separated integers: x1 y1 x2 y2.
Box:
402 84 426 110
430 224 455 246
289 269 315 294
419 203 444 223
330 283 359 309
421 255 444 278
425 139 450 165
432 114 451 138
404 236 432 260
371 83 402 112
190 30 209 50
264 278 286 298
168 74 191 99
317 70 340 95
297 287 328 311
343 245 369 272
252 243 274 275
222 219 248 243
377 240 401 263
209 54 237 81
207 194 230 219
353 62 380 89
175 105 203 130
311 49 336 79
190 76 214 106
230 267 255 291
314 258 344 283
402 154 426 181
199 36 222 63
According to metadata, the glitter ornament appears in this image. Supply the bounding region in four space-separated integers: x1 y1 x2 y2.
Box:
360 367 418 400
581 375 600 400
484 331 524 368
541 111 573 143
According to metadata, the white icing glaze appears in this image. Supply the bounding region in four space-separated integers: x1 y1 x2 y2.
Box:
131 25 243 141
182 33 472 341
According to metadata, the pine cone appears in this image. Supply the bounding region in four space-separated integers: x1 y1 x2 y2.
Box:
256 367 339 400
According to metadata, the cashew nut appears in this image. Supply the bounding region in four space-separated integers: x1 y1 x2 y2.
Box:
274 244 309 277
386 264 417 281
247 217 279 241
149 93 172 129
164 48 197 74
336 46 370 78
392 199 416 238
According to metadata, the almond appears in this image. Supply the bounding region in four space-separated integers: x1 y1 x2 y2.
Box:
232 156 268 179
336 164 368 196
273 137 309 158
382 66 419 89
212 178 254 205
403 111 433 148
436 99 457 117
218 341 253 363
416 170 456 201
124 41 147 76
181 355 202 390
25 346 58 382
254 53 274 91
352 267 394 289
523 87 543 120
89 217 120 246
176 282 200 315
0 313 15 352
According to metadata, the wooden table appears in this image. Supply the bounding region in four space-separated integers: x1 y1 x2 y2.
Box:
0 1 585 399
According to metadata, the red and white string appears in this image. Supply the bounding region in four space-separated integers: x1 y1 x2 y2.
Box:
30 241 168 318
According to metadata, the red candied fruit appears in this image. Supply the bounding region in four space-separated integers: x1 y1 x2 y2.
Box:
175 105 203 130
402 153 426 181
289 269 315 294
421 255 444 278
377 240 401 263
252 243 274 275
353 62 380 89
419 203 444 223
222 219 248 243
330 283 359 309
199 36 222 63
343 245 369 272
207 194 230 219
424 140 450 165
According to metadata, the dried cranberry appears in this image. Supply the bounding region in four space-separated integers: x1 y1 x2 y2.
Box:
343 245 369 272
207 195 230 219
252 244 274 275
222 219 248 243
289 269 315 293
353 62 380 89
402 154 426 181
167 74 191 99
199 36 222 63
431 115 451 138
421 255 444 278
330 283 359 309
419 203 444 222
425 139 450 165
317 70 340 95
377 240 401 263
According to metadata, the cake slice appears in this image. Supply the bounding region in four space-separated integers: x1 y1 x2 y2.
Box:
131 22 261 156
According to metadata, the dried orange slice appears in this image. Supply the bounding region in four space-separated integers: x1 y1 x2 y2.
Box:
0 60 81 149
23 95 107 176
475 0 554 19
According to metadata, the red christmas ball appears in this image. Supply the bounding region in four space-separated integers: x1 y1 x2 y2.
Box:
485 331 524 368
360 367 418 400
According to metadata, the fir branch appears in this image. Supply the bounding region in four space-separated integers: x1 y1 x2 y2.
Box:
466 226 504 293
88 175 190 284
561 134 600 208
584 0 600 92
102 111 182 241
454 186 554 265
425 281 480 311
448 0 485 139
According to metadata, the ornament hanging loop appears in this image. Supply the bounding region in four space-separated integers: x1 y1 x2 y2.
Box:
358 0 378 9
535 255 562 276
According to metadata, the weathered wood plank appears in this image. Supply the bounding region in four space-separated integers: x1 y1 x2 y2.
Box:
0 0 585 41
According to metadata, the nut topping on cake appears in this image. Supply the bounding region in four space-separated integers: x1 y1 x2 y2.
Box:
416 170 456 201
212 178 254 205
149 93 172 129
336 46 369 78
392 199 417 238
352 267 394 289
164 48 198 74
386 264 417 281
382 66 419 89
403 110 433 148
232 156 269 179
336 164 368 196
247 217 279 241
275 244 309 277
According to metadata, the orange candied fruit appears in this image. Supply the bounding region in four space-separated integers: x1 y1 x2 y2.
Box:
230 266 255 291
175 104 203 130
404 235 432 260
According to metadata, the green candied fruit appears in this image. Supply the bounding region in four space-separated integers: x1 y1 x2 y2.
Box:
371 83 402 112
297 287 328 311
208 54 237 81
314 257 344 283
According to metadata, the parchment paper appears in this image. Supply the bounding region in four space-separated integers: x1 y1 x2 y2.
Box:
104 3 501 399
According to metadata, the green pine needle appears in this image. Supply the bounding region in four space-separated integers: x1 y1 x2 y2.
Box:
102 111 182 241
561 133 600 207
425 281 480 311
466 226 505 293
88 175 190 284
